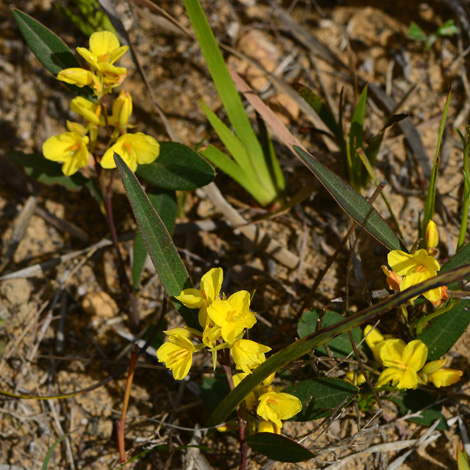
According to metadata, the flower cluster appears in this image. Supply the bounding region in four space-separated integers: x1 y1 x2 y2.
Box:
42 31 159 175
157 268 302 433
383 220 448 305
363 325 462 390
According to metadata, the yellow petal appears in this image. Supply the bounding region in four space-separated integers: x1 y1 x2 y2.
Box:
89 31 120 59
200 267 223 304
402 340 428 371
258 420 280 434
70 96 101 125
397 368 420 389
428 368 462 387
414 249 440 272
131 133 160 165
421 359 447 375
175 288 205 309
377 367 402 388
388 250 417 275
57 68 94 87
379 339 406 368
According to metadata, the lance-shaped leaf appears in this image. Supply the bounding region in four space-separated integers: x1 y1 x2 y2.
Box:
13 9 95 101
294 146 404 250
114 153 199 330
246 433 315 463
206 264 470 426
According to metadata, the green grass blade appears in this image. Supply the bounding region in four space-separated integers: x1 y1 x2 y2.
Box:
201 102 252 169
349 84 368 187
206 264 470 426
294 145 404 250
201 145 273 205
42 432 73 469
183 0 275 196
457 126 470 251
114 154 199 329
421 88 451 240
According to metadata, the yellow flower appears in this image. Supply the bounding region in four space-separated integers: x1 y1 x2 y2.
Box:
345 371 366 387
157 328 200 380
388 248 442 302
231 339 271 374
207 291 256 344
176 268 223 328
42 131 89 176
70 96 101 126
419 358 463 388
256 391 302 429
107 90 132 131
377 339 428 389
100 132 160 172
76 31 128 71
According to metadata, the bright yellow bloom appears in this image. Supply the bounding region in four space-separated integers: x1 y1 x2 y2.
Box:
42 131 89 176
345 371 366 387
107 90 132 131
207 291 256 344
377 339 428 389
70 96 101 125
231 339 271 374
76 31 128 71
388 248 442 302
100 132 160 172
257 391 302 428
176 267 223 328
157 328 199 380
66 120 87 136
419 358 463 388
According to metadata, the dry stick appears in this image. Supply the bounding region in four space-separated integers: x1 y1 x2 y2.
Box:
296 181 387 320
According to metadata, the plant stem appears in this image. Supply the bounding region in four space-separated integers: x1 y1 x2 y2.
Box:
104 170 140 330
116 345 139 464
220 348 248 470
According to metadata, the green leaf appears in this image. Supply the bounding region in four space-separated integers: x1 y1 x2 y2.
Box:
284 378 358 421
11 151 89 191
246 433 315 463
389 390 447 430
206 264 470 426
407 22 428 41
132 190 177 290
114 153 199 330
201 376 231 413
13 9 95 101
294 83 342 141
136 142 215 191
436 20 459 38
298 310 362 357
419 299 470 361
42 431 73 469
293 145 404 251
441 243 470 289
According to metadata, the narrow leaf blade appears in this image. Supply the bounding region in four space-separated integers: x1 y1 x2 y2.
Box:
246 433 315 463
294 145 404 250
114 154 199 329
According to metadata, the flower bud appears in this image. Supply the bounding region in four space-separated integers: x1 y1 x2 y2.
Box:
426 220 439 250
111 90 132 129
